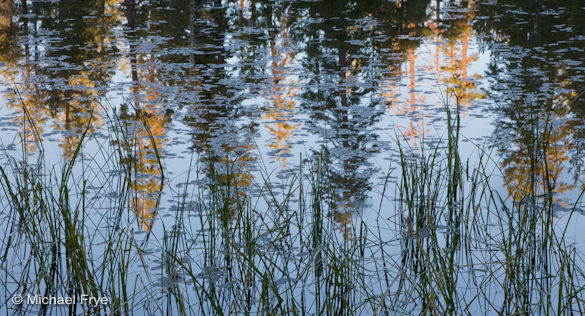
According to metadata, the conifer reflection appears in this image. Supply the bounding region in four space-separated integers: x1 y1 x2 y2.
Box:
262 5 299 170
474 0 585 202
293 0 421 236
0 0 120 158
183 1 256 221
119 0 170 230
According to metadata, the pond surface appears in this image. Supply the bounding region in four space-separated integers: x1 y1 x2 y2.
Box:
1 0 585 314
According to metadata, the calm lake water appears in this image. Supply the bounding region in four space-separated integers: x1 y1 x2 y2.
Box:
2 0 585 314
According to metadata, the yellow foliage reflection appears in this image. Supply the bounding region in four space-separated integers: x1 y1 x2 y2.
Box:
262 15 299 170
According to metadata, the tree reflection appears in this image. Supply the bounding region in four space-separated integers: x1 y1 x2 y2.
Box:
0 0 120 158
389 5 430 145
473 0 585 201
292 0 429 236
37 0 119 158
117 100 168 231
183 1 257 221
437 0 483 110
0 1 48 153
118 0 174 231
262 5 299 170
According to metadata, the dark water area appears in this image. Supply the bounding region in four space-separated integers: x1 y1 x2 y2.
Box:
2 0 585 314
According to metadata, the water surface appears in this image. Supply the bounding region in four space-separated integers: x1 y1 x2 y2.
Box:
1 0 585 314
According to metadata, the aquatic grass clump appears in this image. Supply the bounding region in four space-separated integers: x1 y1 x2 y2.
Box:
0 104 165 314
488 110 585 315
387 98 481 314
0 112 131 315
379 97 585 315
162 149 372 315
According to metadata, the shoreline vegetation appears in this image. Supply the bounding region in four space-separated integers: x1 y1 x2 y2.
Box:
1 96 584 315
